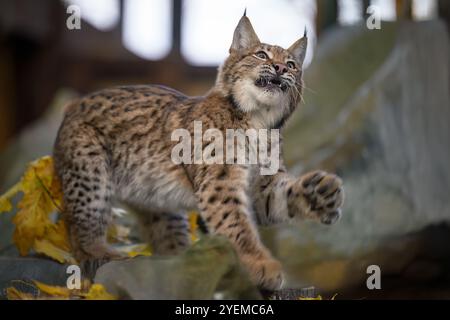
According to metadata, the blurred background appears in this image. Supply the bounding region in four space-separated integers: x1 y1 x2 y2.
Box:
0 0 449 299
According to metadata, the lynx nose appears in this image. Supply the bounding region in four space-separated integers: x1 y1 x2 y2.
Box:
273 63 288 75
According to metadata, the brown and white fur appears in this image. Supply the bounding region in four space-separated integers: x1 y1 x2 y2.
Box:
53 13 344 290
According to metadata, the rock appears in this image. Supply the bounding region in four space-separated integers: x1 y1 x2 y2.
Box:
0 211 17 257
403 260 443 282
285 20 450 236
264 21 450 294
94 236 261 300
0 257 69 299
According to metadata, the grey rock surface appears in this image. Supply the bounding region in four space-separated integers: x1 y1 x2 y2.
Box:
0 257 69 299
95 236 261 300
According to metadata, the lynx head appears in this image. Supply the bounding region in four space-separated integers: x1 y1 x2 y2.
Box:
216 12 307 128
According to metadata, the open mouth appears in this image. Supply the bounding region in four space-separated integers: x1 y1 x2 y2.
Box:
255 77 288 92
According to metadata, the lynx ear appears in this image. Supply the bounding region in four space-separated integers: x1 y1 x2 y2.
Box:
288 29 308 66
230 11 260 54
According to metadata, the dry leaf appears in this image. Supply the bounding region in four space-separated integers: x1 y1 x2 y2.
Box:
2 156 75 263
0 182 22 214
44 220 72 251
12 156 64 256
6 286 35 300
34 281 71 298
34 239 76 264
82 284 117 300
108 223 131 244
0 196 13 213
189 211 199 242
117 243 152 257
299 295 323 300
8 281 116 300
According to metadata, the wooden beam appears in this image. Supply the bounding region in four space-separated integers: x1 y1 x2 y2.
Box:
316 0 338 37
396 0 413 20
438 0 450 30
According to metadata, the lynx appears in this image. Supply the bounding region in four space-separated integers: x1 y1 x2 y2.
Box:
53 13 344 290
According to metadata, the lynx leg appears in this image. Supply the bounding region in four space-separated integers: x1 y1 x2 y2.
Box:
54 125 124 265
136 210 191 255
194 165 283 290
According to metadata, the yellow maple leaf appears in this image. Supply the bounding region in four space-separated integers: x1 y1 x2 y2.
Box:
189 211 199 242
82 284 117 300
117 243 152 258
44 220 72 251
0 196 13 213
13 157 61 255
32 199 75 264
8 281 116 300
108 223 131 244
9 157 69 261
6 286 35 300
34 239 76 264
299 295 323 300
33 280 71 298
0 182 22 214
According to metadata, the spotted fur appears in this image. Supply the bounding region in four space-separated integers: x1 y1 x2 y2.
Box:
53 14 344 290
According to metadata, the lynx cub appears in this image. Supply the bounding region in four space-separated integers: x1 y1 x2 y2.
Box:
54 13 344 290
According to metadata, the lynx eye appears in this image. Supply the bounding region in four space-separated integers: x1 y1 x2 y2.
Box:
255 51 268 60
287 61 296 69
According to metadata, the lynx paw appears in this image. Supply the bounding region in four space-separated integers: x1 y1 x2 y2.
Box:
242 256 284 290
73 242 127 279
75 241 127 261
288 170 344 225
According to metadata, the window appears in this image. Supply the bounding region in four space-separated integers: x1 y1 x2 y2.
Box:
371 0 396 21
181 0 316 67
338 0 363 25
338 0 438 24
412 0 438 21
122 0 172 60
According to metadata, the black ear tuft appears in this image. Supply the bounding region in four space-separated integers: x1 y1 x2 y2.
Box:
288 34 308 66
304 27 307 38
229 12 260 53
243 8 247 17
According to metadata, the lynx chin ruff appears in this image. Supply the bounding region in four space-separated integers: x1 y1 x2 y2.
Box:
53 13 344 290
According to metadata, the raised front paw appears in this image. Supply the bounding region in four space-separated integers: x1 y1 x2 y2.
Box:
288 170 344 225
